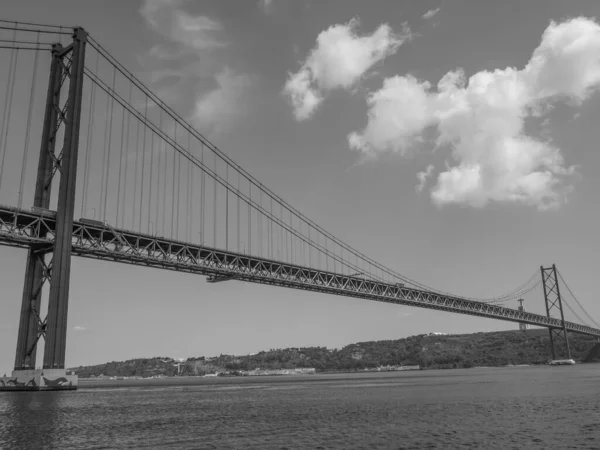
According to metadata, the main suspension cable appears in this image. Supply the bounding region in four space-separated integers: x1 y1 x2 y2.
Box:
557 270 600 329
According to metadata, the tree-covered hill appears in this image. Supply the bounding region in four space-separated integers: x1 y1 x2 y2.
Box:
71 329 600 378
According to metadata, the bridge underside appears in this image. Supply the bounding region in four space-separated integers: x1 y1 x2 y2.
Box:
1 205 599 338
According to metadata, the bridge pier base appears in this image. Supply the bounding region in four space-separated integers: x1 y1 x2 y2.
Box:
0 369 77 391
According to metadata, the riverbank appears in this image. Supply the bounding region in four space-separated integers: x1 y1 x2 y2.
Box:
70 329 600 379
76 363 598 389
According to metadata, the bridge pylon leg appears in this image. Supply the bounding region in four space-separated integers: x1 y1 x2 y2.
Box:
1 28 87 392
13 43 63 372
541 264 572 362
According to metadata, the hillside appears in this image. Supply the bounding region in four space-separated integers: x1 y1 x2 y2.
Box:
71 329 600 378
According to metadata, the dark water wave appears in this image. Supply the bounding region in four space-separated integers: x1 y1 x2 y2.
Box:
1 366 599 449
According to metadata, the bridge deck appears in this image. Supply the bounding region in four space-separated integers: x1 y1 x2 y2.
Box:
0 205 598 337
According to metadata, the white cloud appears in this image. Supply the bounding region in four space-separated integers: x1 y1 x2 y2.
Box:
422 8 440 20
283 69 323 121
73 326 86 332
349 17 600 210
140 0 181 27
283 18 411 120
347 75 433 156
140 0 225 52
416 164 435 192
140 0 252 132
192 68 253 134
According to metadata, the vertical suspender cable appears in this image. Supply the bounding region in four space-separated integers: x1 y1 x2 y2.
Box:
17 32 40 209
288 211 292 264
102 67 116 223
147 123 155 234
281 207 285 262
280 204 283 261
278 205 282 260
200 142 205 244
99 65 111 220
161 127 167 237
288 212 292 264
301 221 305 266
138 96 148 232
187 133 192 242
283 206 287 262
237 172 240 253
120 82 133 228
132 113 141 229
87 35 408 283
171 123 177 239
247 181 251 255
158 139 165 235
225 164 229 251
301 219 305 266
185 133 191 241
155 110 163 235
213 151 217 247
325 237 329 272
115 89 126 228
258 191 262 257
175 134 181 240
269 197 273 259
0 38 18 194
307 224 311 268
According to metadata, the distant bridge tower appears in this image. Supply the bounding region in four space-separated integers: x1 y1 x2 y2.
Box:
517 299 528 331
541 264 572 361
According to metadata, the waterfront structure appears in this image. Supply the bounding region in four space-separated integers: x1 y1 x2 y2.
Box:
0 22 598 390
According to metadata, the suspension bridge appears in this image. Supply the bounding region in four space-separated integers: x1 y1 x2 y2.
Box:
0 22 598 390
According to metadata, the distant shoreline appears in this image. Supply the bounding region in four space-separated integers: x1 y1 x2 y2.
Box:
75 363 597 389
70 329 600 380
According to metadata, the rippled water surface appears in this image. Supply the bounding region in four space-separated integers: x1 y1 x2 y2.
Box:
1 365 599 449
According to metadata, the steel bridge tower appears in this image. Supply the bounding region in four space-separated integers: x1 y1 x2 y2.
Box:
541 264 572 361
7 28 87 390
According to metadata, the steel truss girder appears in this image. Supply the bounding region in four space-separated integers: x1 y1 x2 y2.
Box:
1 205 599 338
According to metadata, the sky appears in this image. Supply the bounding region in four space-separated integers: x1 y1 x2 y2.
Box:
1 0 600 374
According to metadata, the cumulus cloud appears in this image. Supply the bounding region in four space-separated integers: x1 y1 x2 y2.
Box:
192 68 253 134
73 326 86 332
283 18 411 120
422 8 440 20
349 17 600 210
140 0 253 133
416 164 435 192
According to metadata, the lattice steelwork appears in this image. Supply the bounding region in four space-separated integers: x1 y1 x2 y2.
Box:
541 265 572 359
0 206 598 337
7 27 87 370
0 20 599 379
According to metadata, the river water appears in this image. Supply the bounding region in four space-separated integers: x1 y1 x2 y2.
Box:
1 365 599 449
